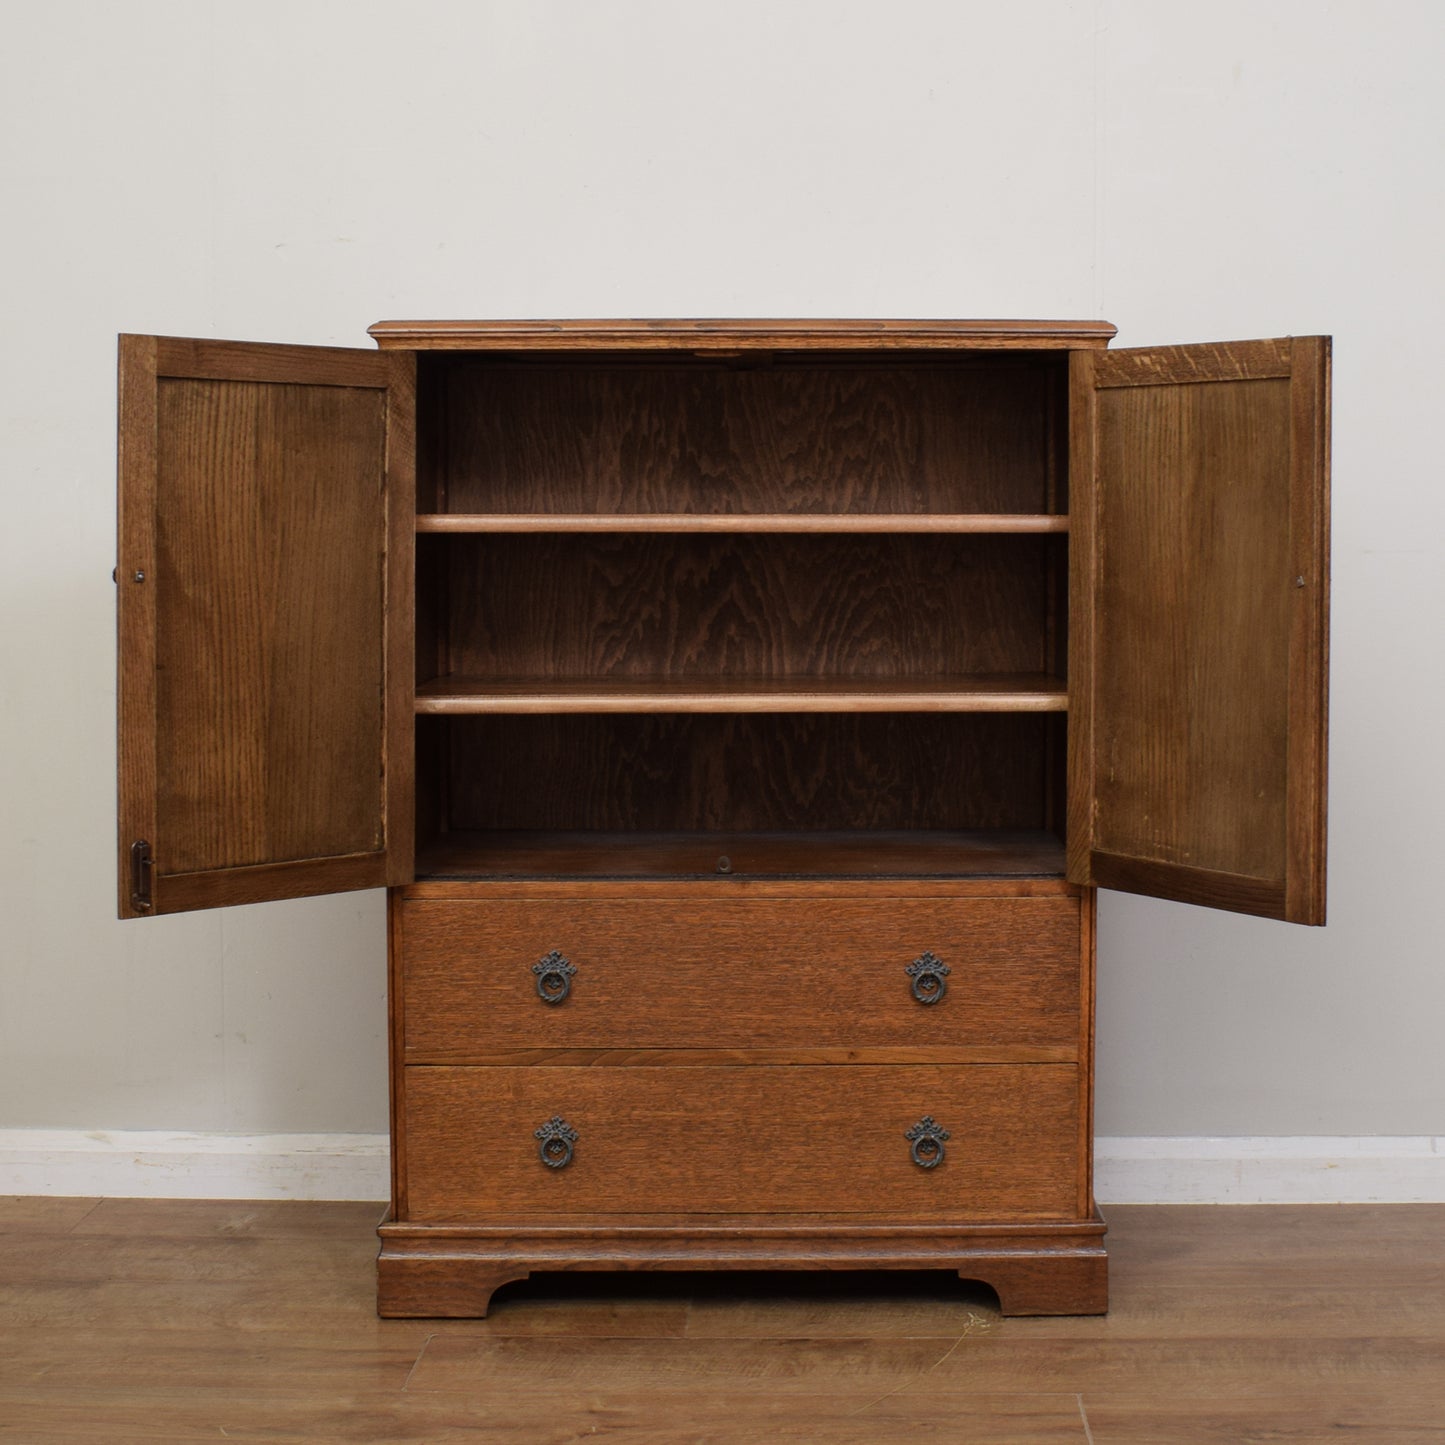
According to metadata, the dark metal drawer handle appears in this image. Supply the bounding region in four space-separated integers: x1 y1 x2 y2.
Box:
532 950 576 1004
535 1116 578 1169
906 950 949 1005
906 1116 950 1169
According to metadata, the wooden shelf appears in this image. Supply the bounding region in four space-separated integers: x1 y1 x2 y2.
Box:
413 829 1067 881
414 674 1068 715
416 513 1069 534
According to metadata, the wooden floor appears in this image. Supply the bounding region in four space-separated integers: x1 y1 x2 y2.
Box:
2 1200 1444 1442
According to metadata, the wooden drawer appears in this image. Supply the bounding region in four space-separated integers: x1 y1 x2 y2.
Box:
397 893 1082 1059
400 1063 1081 1220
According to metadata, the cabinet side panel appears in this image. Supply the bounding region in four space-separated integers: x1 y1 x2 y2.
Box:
389 891 409 1219
383 353 418 886
1078 888 1097 1218
1065 352 1097 887
153 379 387 873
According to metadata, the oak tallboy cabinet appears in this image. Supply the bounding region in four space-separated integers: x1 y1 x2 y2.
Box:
116 319 1330 1316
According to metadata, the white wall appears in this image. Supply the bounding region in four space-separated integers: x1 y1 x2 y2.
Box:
1 0 1440 1146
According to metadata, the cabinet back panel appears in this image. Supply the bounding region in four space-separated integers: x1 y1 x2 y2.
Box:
434 534 1058 681
433 714 1051 834
426 356 1064 515
154 379 386 872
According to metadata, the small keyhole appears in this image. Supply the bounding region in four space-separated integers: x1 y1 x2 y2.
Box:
716 855 732 874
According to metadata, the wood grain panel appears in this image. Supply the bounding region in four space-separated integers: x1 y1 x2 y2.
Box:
157 852 389 911
398 894 1081 1056
436 534 1058 681
413 1047 1078 1066
436 714 1055 833
401 1064 1080 1219
153 335 395 387
1093 338 1292 387
404 877 1080 902
154 378 387 873
372 316 1118 350
1089 852 1284 920
413 829 1066 881
1070 338 1329 921
431 360 1062 515
116 335 159 916
1285 336 1331 925
1088 378 1293 881
118 335 417 915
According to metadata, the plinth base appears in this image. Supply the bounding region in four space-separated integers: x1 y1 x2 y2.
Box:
376 1213 1108 1318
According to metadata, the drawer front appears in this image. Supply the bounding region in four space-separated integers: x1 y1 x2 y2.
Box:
399 895 1081 1057
401 1063 1080 1220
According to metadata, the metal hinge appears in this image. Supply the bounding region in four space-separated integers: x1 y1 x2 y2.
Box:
130 840 154 912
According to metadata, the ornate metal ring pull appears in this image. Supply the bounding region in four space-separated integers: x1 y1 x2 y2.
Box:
906 950 950 1005
906 1115 950 1169
535 1115 578 1169
532 950 576 1005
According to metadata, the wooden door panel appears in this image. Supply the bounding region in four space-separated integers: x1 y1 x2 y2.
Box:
1068 338 1329 923
118 335 416 916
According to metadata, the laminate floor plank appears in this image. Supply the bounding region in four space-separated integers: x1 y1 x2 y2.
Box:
0 1195 100 1232
0 1329 423 1395
1081 1392 1445 1444
1104 1202 1445 1266
683 1288 1001 1340
682 1274 1445 1341
922 1335 1445 1396
0 1388 1090 1444
0 1273 690 1339
986 1275 1445 1342
0 1281 426 1336
433 1288 693 1338
68 1197 387 1239
407 1331 966 1396
0 1233 374 1285
406 1331 1445 1403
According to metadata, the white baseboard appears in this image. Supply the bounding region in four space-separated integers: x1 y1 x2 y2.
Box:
0 1130 390 1201
2 1130 1442 1204
1095 1135 1445 1204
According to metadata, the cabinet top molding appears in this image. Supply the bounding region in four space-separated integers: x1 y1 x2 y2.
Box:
365 319 1119 352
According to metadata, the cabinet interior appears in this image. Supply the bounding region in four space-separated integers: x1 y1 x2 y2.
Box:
412 350 1070 881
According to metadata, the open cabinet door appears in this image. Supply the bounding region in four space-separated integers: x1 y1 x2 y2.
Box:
118 335 415 916
1068 337 1329 924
